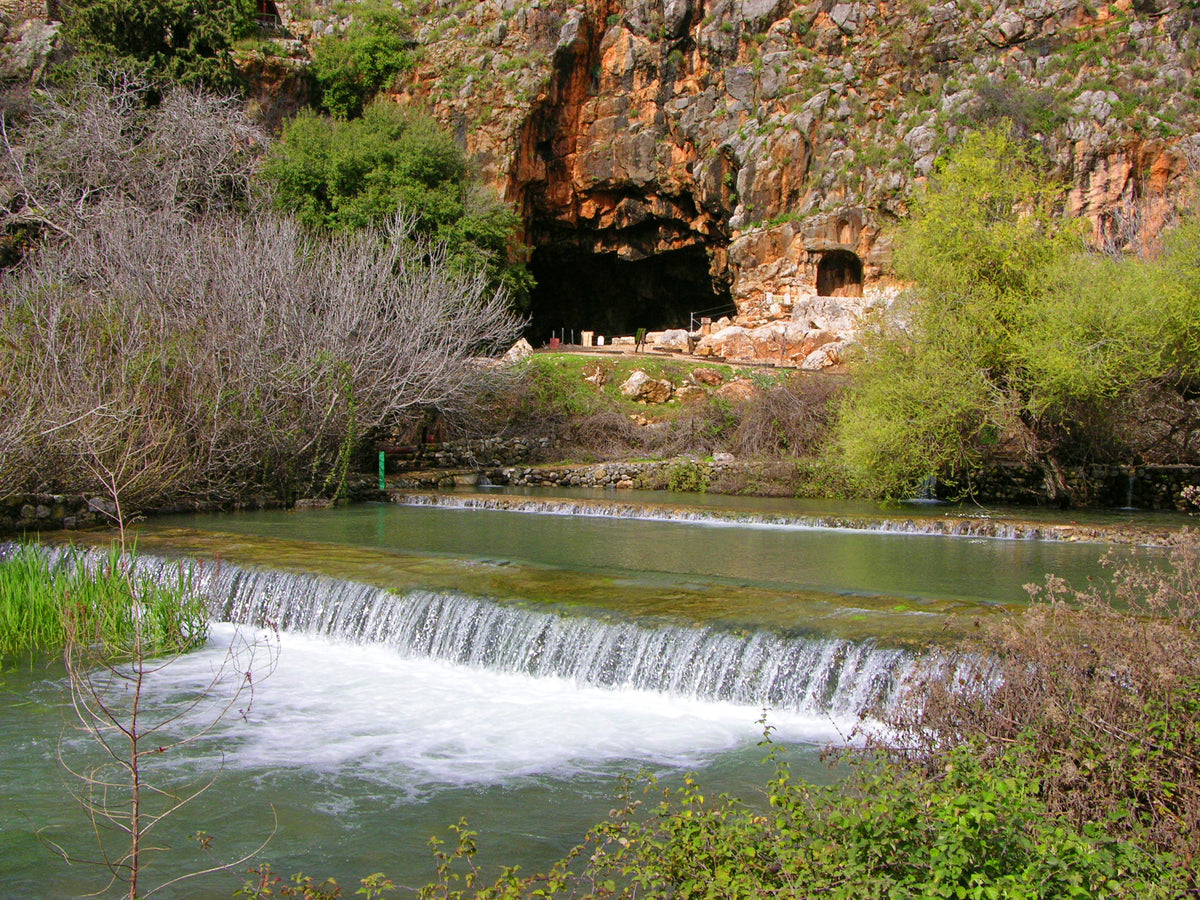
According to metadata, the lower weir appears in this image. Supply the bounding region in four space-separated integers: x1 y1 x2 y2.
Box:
30 544 921 720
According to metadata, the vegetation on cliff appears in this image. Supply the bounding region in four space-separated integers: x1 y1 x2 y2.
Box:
309 0 414 119
60 0 257 90
265 101 531 304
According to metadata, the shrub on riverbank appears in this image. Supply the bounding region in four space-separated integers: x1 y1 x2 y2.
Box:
415 746 1178 899
0 544 206 664
458 353 843 489
403 538 1198 898
890 535 1200 876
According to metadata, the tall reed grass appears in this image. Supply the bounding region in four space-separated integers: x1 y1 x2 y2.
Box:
0 544 209 664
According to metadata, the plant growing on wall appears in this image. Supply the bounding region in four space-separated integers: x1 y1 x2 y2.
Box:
311 1 414 119
60 0 258 90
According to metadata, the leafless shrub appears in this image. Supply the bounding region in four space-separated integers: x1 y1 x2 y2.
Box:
1 72 264 242
888 536 1200 871
1 208 521 506
0 73 521 508
560 410 652 460
730 377 843 458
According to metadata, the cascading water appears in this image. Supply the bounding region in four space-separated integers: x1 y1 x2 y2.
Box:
201 559 915 719
390 491 1080 541
28 544 917 721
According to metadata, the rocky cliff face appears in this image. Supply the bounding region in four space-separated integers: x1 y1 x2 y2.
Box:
7 0 1198 359
375 0 1199 353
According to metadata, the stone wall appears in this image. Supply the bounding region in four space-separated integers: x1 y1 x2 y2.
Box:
391 441 1200 510
0 492 289 536
390 436 554 471
0 493 113 534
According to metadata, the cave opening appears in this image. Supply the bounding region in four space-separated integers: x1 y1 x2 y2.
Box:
816 249 863 298
526 243 734 345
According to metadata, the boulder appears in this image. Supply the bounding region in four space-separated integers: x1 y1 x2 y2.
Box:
691 367 725 386
695 325 753 359
801 340 849 370
675 384 710 404
503 338 534 363
653 328 693 352
620 370 674 403
715 378 761 401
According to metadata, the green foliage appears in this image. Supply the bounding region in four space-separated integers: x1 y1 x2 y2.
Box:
667 459 710 493
0 544 208 664
515 354 612 418
61 0 257 90
893 128 1078 313
311 3 414 119
267 103 465 232
264 102 530 307
831 127 1200 497
237 864 396 898
895 537 1200 874
417 746 1178 898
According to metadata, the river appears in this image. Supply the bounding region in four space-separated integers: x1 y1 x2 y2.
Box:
0 489 1174 897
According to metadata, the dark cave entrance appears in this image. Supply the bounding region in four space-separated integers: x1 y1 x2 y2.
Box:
816 249 863 298
526 243 734 345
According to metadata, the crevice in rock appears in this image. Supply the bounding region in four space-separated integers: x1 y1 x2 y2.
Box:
508 0 732 342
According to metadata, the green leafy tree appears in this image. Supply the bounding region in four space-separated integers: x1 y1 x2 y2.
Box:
832 127 1200 498
311 2 414 119
264 101 530 308
834 128 1082 496
61 0 257 90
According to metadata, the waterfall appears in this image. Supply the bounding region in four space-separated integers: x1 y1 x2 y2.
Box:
194 561 916 719
16 544 920 720
389 492 1081 541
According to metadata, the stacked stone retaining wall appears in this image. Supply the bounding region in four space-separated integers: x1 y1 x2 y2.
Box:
391 443 1200 511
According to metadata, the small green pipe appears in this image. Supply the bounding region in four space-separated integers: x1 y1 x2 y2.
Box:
379 451 386 491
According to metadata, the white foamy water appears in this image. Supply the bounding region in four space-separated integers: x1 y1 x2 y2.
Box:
136 623 854 797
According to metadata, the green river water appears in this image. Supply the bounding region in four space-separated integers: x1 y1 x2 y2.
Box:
0 489 1177 897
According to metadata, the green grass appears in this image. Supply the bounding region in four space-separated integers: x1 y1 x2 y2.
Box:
0 544 209 665
517 353 795 419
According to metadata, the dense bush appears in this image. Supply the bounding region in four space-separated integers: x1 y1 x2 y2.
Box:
890 536 1200 877
832 127 1200 499
417 746 1178 899
60 0 257 90
311 2 414 119
0 209 520 507
264 101 531 307
0 78 521 509
0 74 263 243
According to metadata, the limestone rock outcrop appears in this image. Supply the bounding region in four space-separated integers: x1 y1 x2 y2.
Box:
371 0 1199 361
620 369 674 402
13 0 1196 364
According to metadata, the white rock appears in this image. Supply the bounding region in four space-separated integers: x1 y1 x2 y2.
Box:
503 338 533 363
